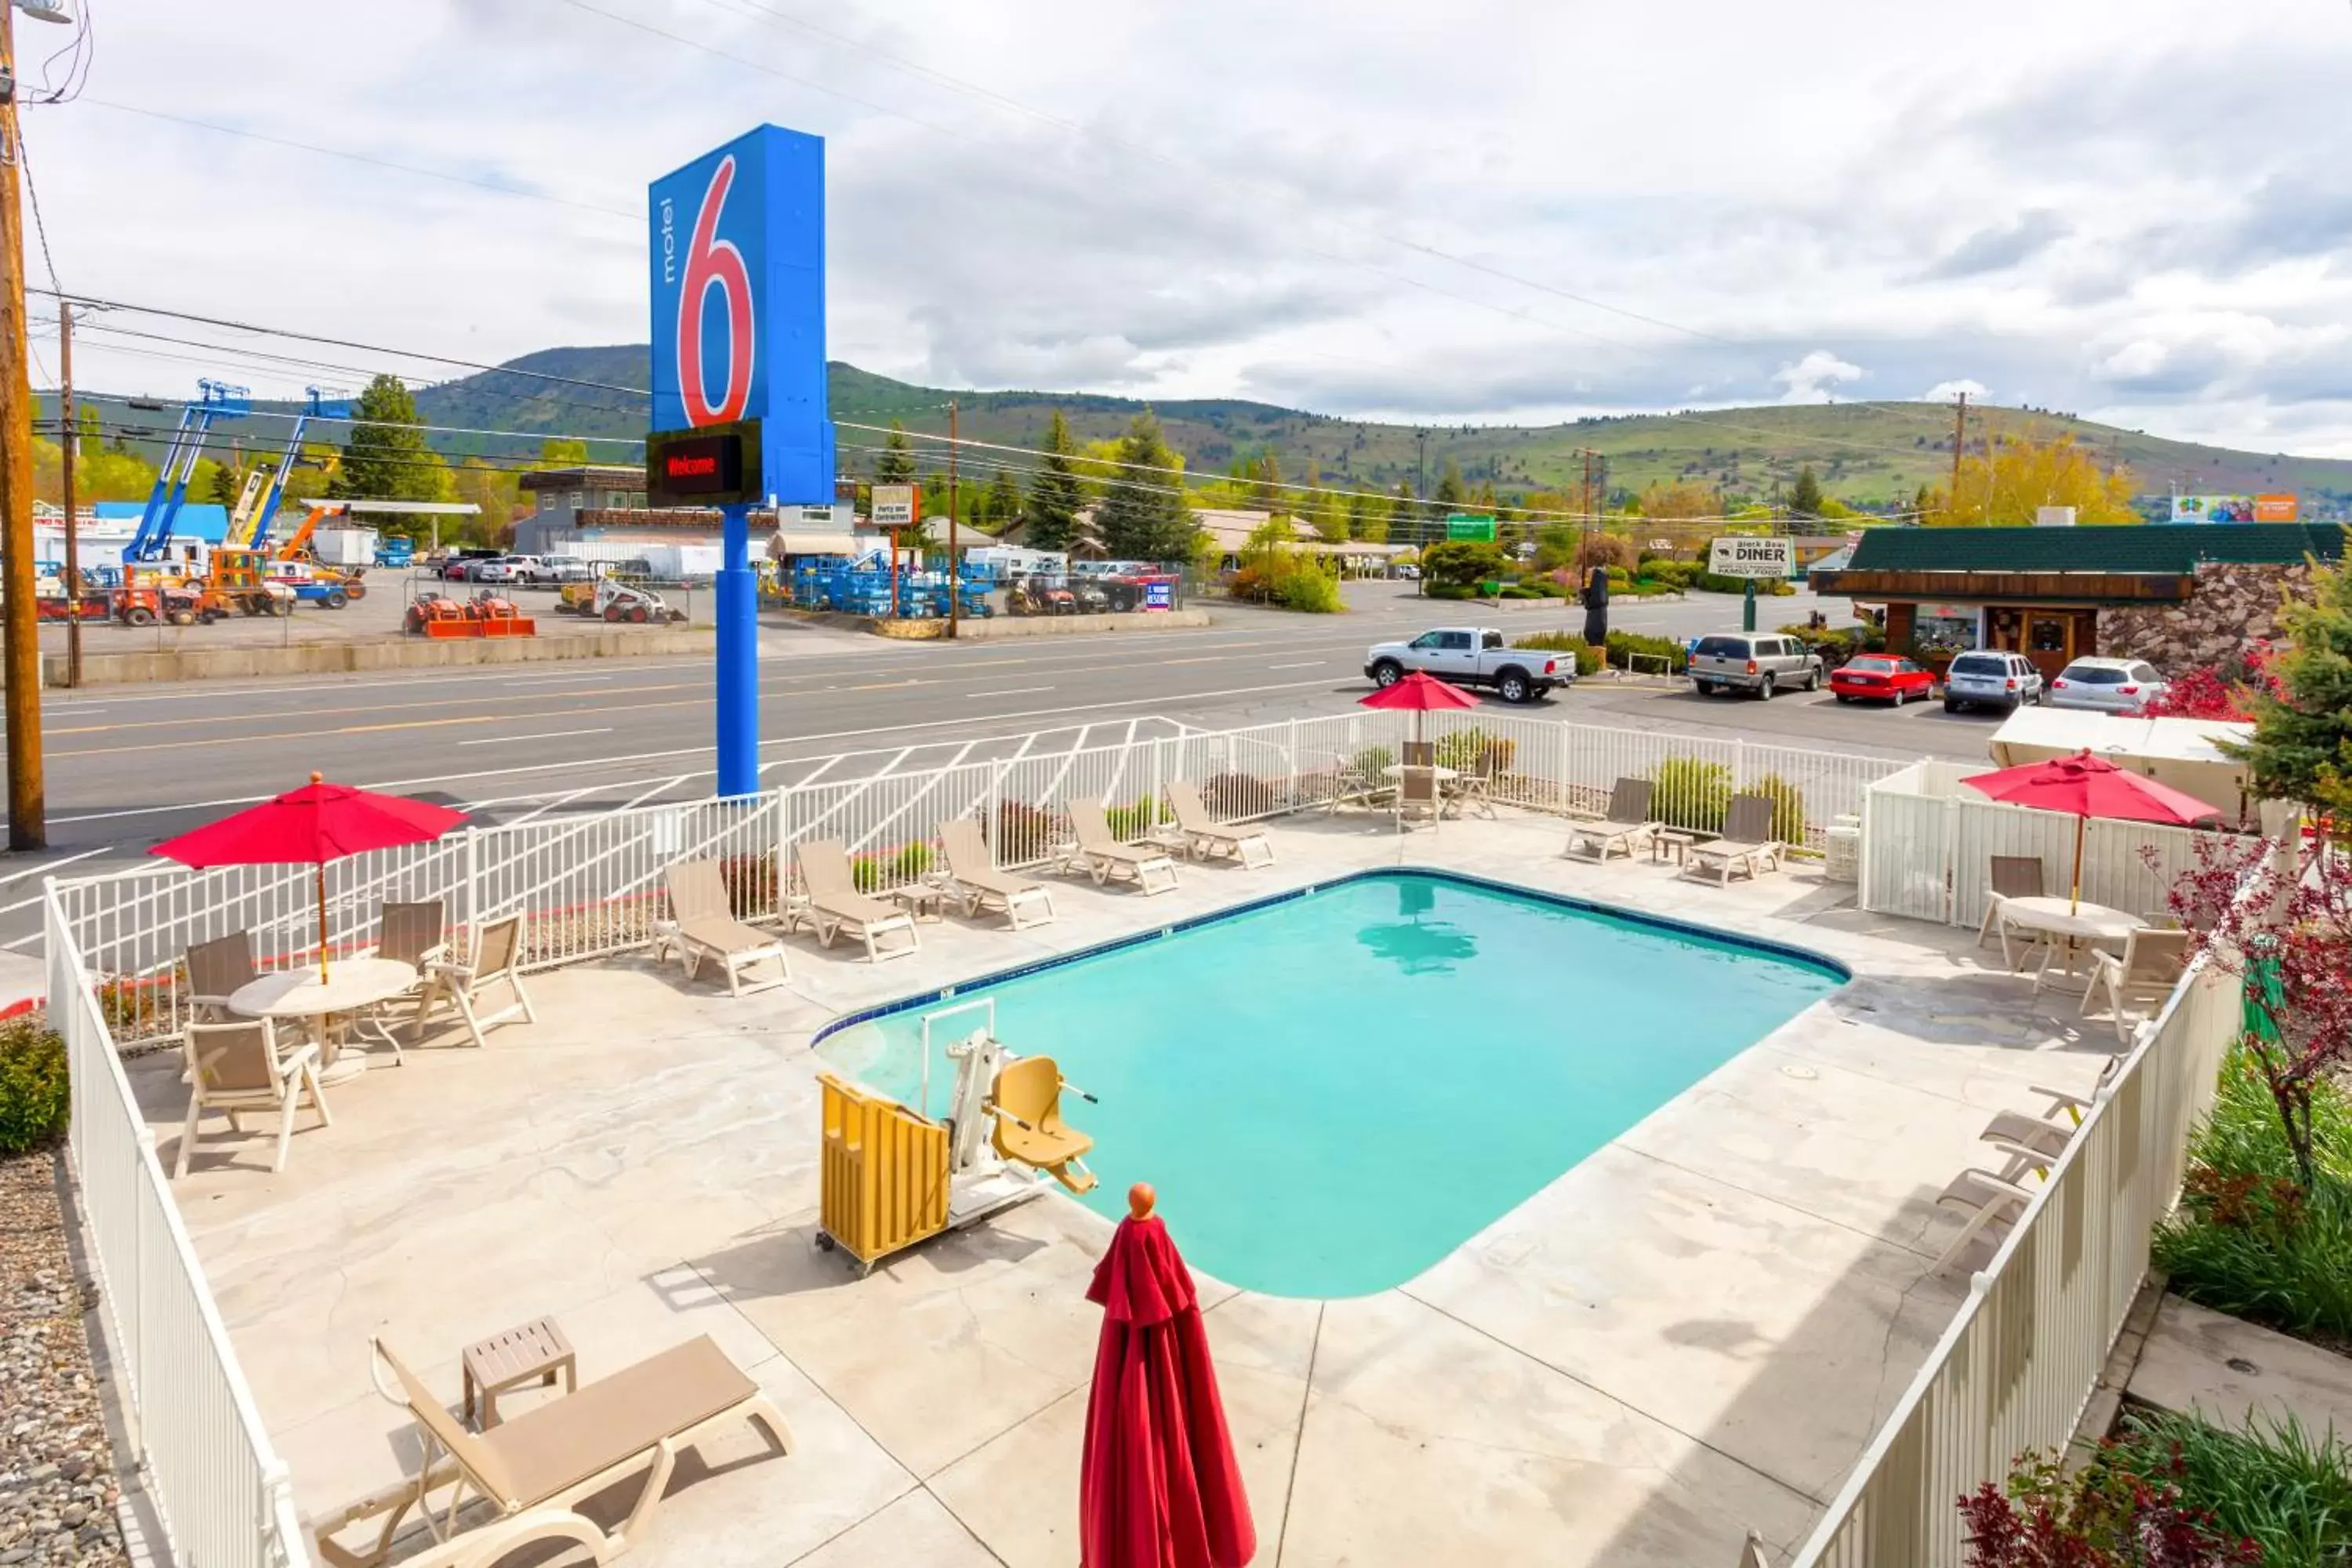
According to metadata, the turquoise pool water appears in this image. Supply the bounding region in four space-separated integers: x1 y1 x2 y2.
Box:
815 871 1845 1298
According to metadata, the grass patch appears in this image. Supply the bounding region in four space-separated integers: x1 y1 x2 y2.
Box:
2105 1409 2352 1568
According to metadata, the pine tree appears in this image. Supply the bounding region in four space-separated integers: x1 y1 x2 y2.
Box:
1436 456 1466 506
1095 411 1197 561
330 375 449 513
1252 450 1282 510
873 419 917 485
1388 482 1420 544
985 468 1022 532
2238 561 2352 830
1024 409 1085 552
1349 489 1388 543
1789 464 1826 518
1306 485 1349 543
208 459 242 509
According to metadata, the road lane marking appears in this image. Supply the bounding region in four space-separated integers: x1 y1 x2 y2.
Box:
1265 661 1327 670
967 686 1055 698
458 728 616 747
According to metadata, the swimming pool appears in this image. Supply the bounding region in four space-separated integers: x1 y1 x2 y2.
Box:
814 870 1846 1298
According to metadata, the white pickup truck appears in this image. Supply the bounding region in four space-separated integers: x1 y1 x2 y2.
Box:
1362 626 1569 704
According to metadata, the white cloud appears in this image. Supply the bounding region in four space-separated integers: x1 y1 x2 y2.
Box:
1771 350 1864 405
1923 379 1989 402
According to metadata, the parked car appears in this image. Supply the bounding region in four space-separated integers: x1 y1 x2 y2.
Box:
1942 651 2045 714
2048 657 2169 714
437 549 503 582
1394 564 1421 580
1829 653 1935 706
1687 633 1824 700
1363 626 1569 704
519 558 596 586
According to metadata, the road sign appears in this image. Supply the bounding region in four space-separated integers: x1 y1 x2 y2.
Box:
1445 514 1497 541
648 125 836 505
1708 535 1792 579
870 484 916 528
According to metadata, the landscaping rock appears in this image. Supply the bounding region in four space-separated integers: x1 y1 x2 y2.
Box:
2103 560 2314 671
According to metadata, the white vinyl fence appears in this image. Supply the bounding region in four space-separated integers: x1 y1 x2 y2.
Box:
57 712 1912 1044
47 891 306 1568
1790 927 2245 1566
1860 760 2223 929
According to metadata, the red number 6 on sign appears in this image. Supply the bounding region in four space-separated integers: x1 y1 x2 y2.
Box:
676 154 755 426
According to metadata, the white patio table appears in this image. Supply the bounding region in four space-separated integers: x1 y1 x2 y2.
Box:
1995 896 2139 992
229 958 418 1085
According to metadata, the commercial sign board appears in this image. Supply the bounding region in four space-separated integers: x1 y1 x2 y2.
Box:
869 484 917 528
2171 493 2297 524
1708 535 1793 579
648 125 835 505
1444 513 1497 541
645 423 762 508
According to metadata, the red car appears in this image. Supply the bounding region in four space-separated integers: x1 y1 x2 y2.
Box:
1830 654 1935 705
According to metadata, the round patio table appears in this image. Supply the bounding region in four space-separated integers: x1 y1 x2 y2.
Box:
1995 896 2139 990
229 958 418 1085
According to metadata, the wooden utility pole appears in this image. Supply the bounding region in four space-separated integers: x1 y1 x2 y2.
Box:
57 300 78 688
1579 448 1595 528
1 4 47 849
946 398 959 639
1947 390 1967 526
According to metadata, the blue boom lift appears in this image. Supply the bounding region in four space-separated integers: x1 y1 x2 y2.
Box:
124 379 251 564
231 387 351 549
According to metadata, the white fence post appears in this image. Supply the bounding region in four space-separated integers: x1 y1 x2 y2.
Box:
1555 723 1573 813
1286 718 1300 808
463 826 481 949
1732 736 1748 793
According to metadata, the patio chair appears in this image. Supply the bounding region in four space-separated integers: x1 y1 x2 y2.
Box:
183 931 258 1022
412 915 535 1048
987 1054 1098 1195
322 1334 790 1568
1401 739 1436 771
349 901 452 1064
2032 1054 2122 1127
1564 777 1661 862
665 858 792 996
1977 855 2047 963
1393 765 1441 832
1686 794 1785 885
1068 800 1181 895
2082 928 2190 1045
1167 781 1276 869
1928 1160 2041 1276
939 818 1058 931
173 1018 331 1178
1324 751 1392 815
795 840 921 961
1980 1108 2078 1182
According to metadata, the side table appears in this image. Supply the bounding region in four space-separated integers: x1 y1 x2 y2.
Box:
886 882 949 923
462 1316 577 1428
1652 829 1700 867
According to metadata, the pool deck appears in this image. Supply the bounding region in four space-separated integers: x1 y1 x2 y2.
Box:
129 808 2122 1567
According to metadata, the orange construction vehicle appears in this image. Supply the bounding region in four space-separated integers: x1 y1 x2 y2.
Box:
200 548 299 618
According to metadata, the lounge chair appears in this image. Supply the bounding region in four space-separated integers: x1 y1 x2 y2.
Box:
1565 777 1661 862
1393 764 1441 832
317 1335 790 1568
1068 800 1181 894
1167 782 1275 869
2033 1054 2122 1127
183 931 259 1022
173 1018 331 1178
795 840 921 961
2082 927 2190 1044
412 915 535 1047
665 858 792 996
1686 794 1785 885
1928 1163 2038 1276
987 1054 1098 1195
1980 1108 2078 1182
1976 855 2047 958
938 818 1058 931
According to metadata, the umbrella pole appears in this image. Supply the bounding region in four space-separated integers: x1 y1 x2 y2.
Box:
2069 811 2085 916
316 862 332 985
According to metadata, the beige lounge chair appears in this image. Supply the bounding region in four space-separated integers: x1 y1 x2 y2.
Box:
173 1018 330 1178
2082 927 2190 1044
1167 782 1275 869
1393 765 1441 832
1980 1108 2078 1182
183 931 259 1022
1565 777 1661 862
1687 794 1785 885
988 1054 1098 1195
1068 800 1181 894
412 915 535 1047
938 818 1058 931
1928 1163 2038 1276
796 840 921 961
1977 855 2046 957
317 1335 790 1568
2032 1054 2123 1127
665 858 791 996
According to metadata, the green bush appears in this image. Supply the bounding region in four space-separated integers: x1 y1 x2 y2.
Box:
891 843 935 882
1639 559 1704 590
0 1018 69 1155
850 854 884 892
1418 539 1509 590
1274 568 1345 613
1650 755 1733 833
1433 728 1515 775
1695 571 1795 595
2103 1409 2352 1568
1103 799 1163 840
1497 583 1545 599
991 799 1056 864
1349 745 1396 779
1512 631 1604 676
1604 630 1690 673
1748 771 1809 846
1425 583 1475 601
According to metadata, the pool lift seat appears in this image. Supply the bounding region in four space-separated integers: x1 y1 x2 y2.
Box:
983 1054 1099 1196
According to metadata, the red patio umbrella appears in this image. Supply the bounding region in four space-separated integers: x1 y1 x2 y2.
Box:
1081 1184 1255 1568
1358 670 1478 746
1965 750 2220 913
151 772 468 983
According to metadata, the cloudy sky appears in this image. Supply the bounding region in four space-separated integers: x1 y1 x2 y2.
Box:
23 0 2352 452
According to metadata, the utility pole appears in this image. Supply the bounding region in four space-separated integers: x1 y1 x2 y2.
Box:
1947 390 1967 525
57 299 77 688
1579 448 1595 529
946 398 959 639
1 2 48 849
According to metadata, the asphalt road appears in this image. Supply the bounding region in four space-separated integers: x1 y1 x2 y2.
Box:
0 581 2020 942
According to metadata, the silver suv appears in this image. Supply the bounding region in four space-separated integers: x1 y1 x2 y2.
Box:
1943 650 2043 714
1689 633 1824 700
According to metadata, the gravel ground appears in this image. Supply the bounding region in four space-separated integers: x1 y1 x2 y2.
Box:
0 1153 127 1567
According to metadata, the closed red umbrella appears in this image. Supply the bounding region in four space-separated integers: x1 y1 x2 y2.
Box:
151 772 467 982
1358 670 1479 746
1965 750 2220 912
1081 1185 1255 1568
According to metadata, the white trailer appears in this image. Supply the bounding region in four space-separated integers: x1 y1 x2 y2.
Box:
310 527 379 567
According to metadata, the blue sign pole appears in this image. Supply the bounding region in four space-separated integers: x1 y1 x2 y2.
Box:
716 503 758 796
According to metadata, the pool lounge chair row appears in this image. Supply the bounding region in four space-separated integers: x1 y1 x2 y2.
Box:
1563 777 1791 886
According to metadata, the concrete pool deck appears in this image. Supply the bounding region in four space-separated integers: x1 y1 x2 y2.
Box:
127 808 2123 1567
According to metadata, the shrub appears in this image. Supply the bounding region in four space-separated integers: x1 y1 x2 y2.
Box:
1696 571 1795 595
0 1018 70 1155
1202 772 1279 818
850 853 884 892
1958 1441 2262 1567
1639 558 1704 590
1349 745 1396 780
1419 539 1509 590
718 853 776 915
891 843 935 882
1103 799 1162 840
1497 583 1544 599
1274 568 1345 613
1650 755 1733 833
1433 728 1515 776
1425 583 1475 601
99 976 166 1036
1749 771 1809 846
991 799 1057 864
1604 630 1689 673
1572 532 1635 573
2107 1409 2352 1568
1512 631 1603 676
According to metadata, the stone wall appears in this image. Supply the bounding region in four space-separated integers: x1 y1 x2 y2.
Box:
2101 561 2312 671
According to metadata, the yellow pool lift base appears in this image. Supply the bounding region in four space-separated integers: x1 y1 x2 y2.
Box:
817 999 1098 1276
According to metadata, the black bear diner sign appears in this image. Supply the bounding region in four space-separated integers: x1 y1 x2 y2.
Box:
646 419 765 508
1707 535 1794 579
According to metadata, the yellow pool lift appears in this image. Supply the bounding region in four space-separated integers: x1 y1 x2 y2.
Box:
817 998 1098 1275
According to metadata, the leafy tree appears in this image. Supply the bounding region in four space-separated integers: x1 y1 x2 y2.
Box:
330 375 452 520
1418 539 1506 590
1435 456 1466 506
1388 482 1420 543
539 437 591 466
985 467 1022 532
1305 485 1349 543
2236 558 2352 829
1251 450 1283 510
1348 489 1388 543
1024 409 1086 553
207 459 243 509
1095 411 1198 561
1928 427 2136 525
1788 464 1825 518
1638 481 1719 521
873 419 917 485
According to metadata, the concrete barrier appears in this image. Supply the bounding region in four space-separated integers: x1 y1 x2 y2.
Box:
42 627 713 687
771 608 1212 641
